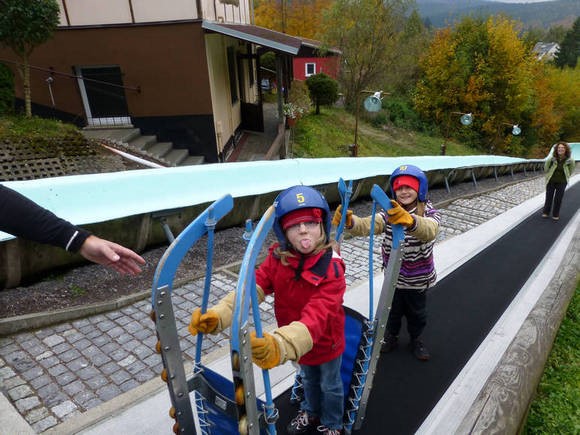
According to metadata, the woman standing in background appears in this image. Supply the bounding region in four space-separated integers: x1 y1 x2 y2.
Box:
542 141 575 221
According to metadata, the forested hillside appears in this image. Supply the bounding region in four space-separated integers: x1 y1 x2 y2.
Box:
417 0 579 29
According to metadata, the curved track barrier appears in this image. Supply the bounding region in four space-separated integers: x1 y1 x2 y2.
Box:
1 149 576 287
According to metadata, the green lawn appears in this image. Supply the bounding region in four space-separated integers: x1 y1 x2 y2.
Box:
522 282 580 434
291 107 479 158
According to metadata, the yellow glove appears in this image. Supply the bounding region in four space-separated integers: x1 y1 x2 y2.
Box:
250 331 282 369
332 204 353 228
250 322 313 369
188 308 220 336
386 200 415 228
189 289 266 337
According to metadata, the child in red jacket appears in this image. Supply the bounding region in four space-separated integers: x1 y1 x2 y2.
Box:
189 185 346 435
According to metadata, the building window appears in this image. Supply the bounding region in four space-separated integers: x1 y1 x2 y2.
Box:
305 63 316 77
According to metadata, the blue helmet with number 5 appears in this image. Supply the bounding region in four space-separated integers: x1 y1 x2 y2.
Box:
389 164 429 202
273 185 331 248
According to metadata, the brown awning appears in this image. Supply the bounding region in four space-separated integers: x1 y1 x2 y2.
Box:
202 20 302 55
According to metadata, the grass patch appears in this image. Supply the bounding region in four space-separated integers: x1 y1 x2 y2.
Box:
0 115 80 138
70 284 87 298
292 107 479 158
523 281 580 434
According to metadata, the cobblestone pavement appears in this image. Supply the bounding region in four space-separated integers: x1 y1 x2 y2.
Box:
0 176 546 433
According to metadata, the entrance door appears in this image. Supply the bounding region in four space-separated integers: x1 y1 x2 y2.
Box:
76 66 131 126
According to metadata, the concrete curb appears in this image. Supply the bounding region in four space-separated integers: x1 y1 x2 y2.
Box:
460 226 579 434
0 393 35 435
0 291 149 336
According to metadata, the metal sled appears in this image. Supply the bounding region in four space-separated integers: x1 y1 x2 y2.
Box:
151 194 277 435
150 182 404 434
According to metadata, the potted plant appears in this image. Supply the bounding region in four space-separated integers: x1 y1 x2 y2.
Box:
282 102 304 126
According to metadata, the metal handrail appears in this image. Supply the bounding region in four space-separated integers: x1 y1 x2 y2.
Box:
0 58 141 93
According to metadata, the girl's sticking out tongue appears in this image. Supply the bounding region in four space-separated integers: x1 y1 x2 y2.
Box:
300 239 312 250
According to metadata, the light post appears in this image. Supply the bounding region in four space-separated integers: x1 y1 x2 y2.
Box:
440 111 474 155
448 111 521 154
502 122 521 136
460 113 473 126
351 91 383 157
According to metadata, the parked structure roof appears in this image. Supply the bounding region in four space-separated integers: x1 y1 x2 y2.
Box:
202 20 302 54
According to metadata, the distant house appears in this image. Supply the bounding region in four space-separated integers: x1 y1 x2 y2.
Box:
293 38 341 81
0 0 310 163
532 42 560 61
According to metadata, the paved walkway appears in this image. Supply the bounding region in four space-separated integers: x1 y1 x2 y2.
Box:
226 102 281 162
0 175 561 433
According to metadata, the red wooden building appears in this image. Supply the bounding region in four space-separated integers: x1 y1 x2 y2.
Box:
293 39 341 81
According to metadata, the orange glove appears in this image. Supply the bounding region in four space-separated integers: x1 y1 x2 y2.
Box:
386 200 414 228
331 205 353 228
250 331 281 369
188 308 220 336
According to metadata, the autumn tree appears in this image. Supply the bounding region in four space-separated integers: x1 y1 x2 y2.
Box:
255 0 333 39
306 73 338 114
0 0 60 117
384 8 431 96
544 66 580 141
414 16 535 155
319 0 411 109
528 62 562 149
554 16 580 68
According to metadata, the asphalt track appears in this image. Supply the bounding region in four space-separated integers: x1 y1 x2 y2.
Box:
273 182 580 435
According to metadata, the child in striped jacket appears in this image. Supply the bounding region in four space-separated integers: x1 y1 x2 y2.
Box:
332 164 440 360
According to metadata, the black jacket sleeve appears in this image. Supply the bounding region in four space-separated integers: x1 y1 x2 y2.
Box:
0 184 90 252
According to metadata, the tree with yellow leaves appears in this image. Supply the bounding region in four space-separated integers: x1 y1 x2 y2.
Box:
414 15 536 155
320 0 410 109
255 0 333 39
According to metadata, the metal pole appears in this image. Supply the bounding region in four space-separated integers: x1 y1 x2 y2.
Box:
353 93 360 157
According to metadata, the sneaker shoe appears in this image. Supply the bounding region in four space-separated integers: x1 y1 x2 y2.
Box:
552 216 560 221
287 410 318 434
380 333 398 353
316 425 343 435
410 338 430 361
541 213 549 218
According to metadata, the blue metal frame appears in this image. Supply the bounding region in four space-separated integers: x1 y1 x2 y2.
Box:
344 185 405 433
230 205 278 435
151 194 234 435
335 177 354 242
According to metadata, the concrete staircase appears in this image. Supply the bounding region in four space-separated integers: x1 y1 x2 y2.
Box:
82 127 205 167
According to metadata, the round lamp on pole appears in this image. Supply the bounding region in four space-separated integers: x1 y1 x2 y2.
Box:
460 113 473 126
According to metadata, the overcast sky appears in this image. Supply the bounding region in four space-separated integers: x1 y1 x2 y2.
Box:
485 0 556 3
